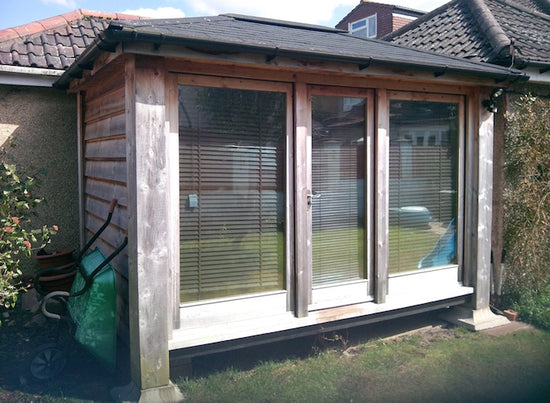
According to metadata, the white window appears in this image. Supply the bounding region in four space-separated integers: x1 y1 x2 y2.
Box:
349 14 377 38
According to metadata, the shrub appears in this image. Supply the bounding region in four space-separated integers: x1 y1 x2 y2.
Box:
0 145 57 318
509 285 550 330
504 93 550 297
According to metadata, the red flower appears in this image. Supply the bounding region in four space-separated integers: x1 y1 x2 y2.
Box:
23 241 31 249
53 225 59 231
11 217 19 224
4 227 14 233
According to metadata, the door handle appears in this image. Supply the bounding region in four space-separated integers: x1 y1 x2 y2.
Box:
307 191 321 206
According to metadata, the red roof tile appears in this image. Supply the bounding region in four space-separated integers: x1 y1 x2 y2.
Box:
0 9 146 70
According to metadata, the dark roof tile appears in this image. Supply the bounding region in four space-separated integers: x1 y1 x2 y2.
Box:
386 0 550 68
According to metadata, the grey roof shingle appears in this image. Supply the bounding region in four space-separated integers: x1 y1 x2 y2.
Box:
386 0 550 69
55 13 525 88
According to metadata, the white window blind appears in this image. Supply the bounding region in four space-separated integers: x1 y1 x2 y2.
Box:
178 86 286 303
311 96 366 286
388 100 459 274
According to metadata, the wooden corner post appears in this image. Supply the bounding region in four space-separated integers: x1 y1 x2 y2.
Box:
120 55 184 402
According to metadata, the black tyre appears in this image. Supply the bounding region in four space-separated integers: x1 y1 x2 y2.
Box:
29 343 67 381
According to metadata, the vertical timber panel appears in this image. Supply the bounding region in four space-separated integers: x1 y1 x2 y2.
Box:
464 90 479 295
375 89 389 303
294 81 310 317
474 89 494 309
165 72 180 332
126 55 172 390
77 91 86 249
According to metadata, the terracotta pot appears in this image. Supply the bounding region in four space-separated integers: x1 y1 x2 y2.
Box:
37 262 77 293
503 309 519 321
34 248 75 269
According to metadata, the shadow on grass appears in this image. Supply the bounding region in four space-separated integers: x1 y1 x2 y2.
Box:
0 308 130 402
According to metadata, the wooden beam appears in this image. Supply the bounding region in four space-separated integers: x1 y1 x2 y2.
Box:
294 81 311 317
473 89 494 309
165 72 180 332
374 89 389 303
125 55 181 398
77 91 86 250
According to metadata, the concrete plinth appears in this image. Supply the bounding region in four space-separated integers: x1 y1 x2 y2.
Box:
441 306 510 331
111 381 184 403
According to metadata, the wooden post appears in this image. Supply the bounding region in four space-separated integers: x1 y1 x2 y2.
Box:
294 81 311 318
116 55 183 402
443 89 508 330
374 89 389 303
76 91 86 250
474 90 494 310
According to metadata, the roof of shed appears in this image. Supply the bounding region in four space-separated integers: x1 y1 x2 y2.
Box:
0 9 145 70
385 0 550 69
56 13 526 88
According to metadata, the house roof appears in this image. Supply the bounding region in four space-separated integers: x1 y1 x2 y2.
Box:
335 0 425 29
55 13 526 89
385 0 550 70
0 9 145 71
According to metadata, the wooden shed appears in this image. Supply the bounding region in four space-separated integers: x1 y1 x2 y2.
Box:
54 14 526 401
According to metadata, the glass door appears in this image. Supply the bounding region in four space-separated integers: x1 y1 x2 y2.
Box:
309 88 373 309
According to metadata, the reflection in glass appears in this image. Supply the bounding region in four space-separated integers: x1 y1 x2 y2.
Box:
179 86 286 302
389 100 458 273
311 96 366 286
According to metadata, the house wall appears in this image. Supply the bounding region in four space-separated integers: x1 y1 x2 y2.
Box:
336 3 421 38
336 4 393 38
0 84 79 271
79 63 129 343
392 15 416 31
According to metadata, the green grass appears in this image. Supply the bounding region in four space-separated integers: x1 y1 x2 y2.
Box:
176 326 550 403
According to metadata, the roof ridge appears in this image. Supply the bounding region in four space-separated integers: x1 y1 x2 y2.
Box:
466 0 511 60
0 9 145 42
499 0 550 20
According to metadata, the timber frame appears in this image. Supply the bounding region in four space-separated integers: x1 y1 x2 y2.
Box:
57 15 524 401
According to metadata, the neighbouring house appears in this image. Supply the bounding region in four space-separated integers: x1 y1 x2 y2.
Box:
49 13 528 400
0 10 144 256
335 0 424 39
384 0 550 299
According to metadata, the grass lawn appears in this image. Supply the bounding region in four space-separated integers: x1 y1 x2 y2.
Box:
1 308 549 402
177 318 550 403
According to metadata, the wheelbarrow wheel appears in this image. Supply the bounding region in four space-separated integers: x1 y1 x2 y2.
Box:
29 343 67 381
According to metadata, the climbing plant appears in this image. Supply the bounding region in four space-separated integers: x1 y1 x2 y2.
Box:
504 93 550 297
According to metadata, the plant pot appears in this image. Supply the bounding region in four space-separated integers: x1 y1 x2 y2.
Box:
34 248 75 269
37 262 76 293
503 309 519 321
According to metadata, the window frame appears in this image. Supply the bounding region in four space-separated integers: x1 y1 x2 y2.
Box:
176 74 295 322
349 14 378 38
304 85 375 311
385 91 465 280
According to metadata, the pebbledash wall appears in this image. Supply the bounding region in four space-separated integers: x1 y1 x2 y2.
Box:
0 84 79 260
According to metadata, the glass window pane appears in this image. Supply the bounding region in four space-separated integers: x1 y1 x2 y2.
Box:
311 95 366 286
389 100 459 274
179 86 286 302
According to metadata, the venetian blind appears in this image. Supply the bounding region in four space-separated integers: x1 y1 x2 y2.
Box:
311 96 366 286
178 86 286 303
388 100 459 274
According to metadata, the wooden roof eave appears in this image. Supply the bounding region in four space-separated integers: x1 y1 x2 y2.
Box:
54 22 528 90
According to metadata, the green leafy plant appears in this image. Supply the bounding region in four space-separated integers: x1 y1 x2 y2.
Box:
504 93 550 296
0 147 57 318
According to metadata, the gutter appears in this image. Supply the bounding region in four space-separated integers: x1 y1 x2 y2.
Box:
0 65 63 87
55 23 527 89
